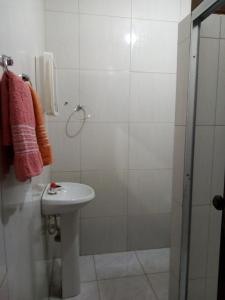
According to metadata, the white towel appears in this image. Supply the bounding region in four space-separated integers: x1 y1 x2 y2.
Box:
36 52 59 116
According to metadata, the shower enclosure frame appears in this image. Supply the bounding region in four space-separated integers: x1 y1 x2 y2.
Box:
179 1 225 300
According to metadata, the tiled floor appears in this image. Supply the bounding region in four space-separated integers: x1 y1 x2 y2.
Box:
50 248 170 300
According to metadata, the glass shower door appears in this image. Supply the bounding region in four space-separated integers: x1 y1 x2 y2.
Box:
212 180 225 299
186 13 225 300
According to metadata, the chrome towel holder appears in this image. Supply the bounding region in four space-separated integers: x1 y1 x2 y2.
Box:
0 54 31 84
0 55 14 70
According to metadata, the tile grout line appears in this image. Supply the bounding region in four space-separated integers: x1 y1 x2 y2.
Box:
125 0 133 253
77 0 84 250
91 271 170 282
46 9 179 23
79 212 172 220
77 0 82 180
134 251 159 300
51 168 174 172
55 67 176 75
145 274 160 300
134 250 146 274
47 120 176 124
92 255 102 300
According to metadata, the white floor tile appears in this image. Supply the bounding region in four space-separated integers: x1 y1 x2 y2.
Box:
67 282 100 300
148 273 169 300
136 248 170 274
99 276 157 300
51 249 170 300
79 256 96 282
94 252 143 280
0 282 9 300
49 282 100 300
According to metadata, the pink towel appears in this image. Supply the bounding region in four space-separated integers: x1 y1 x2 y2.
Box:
0 76 14 175
0 71 43 181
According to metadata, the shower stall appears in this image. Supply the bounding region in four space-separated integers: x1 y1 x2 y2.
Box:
170 1 225 299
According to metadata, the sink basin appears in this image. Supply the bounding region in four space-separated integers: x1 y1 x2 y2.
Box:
41 182 95 298
42 182 95 215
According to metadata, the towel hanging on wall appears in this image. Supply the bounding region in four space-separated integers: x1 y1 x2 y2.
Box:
36 52 59 116
29 85 53 166
0 71 43 181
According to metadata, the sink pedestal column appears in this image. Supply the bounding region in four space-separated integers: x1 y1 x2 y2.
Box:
61 211 80 298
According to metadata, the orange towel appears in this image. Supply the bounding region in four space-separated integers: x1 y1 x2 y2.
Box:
29 85 53 166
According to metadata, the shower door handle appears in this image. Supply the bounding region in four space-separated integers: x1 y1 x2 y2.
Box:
213 195 225 211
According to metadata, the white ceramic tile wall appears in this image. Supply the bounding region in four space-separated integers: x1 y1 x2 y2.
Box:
0 0 50 299
200 14 221 38
216 39 225 125
51 171 81 183
170 199 182 279
129 124 174 170
132 0 180 21
130 73 176 123
180 0 191 21
45 11 79 69
205 278 218 300
80 14 130 70
188 279 205 300
128 214 171 250
81 171 127 218
192 126 214 205
80 71 129 122
196 38 220 125
221 16 225 38
172 126 186 205
128 170 172 215
175 38 190 126
48 69 79 122
211 126 225 196
49 122 81 171
178 14 191 43
206 207 221 279
131 20 178 73
46 0 79 13
81 123 129 171
81 217 127 255
45 0 181 254
80 0 132 18
189 205 210 279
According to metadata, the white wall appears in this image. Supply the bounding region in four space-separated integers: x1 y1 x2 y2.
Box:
180 0 191 20
0 0 50 299
45 0 183 255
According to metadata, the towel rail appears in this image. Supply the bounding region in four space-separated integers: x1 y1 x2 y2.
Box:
0 55 13 69
0 54 31 83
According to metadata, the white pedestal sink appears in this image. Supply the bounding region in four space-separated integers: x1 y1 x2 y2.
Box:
42 182 95 299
